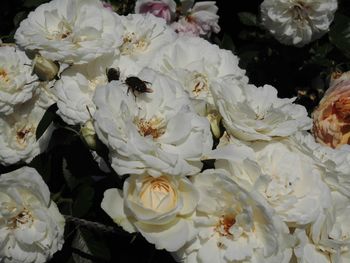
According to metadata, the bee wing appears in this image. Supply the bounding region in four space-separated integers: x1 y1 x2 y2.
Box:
146 87 154 93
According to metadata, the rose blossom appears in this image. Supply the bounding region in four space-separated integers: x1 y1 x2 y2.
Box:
135 0 177 23
0 93 55 165
210 133 332 226
15 0 123 64
0 45 38 116
116 13 177 73
93 68 213 176
149 35 247 116
0 167 65 263
260 0 337 47
289 131 350 198
101 173 199 251
53 55 114 125
294 190 350 263
171 1 220 37
174 169 292 263
313 71 350 148
211 76 311 141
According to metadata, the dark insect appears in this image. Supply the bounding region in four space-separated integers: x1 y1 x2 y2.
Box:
106 67 120 82
125 76 153 97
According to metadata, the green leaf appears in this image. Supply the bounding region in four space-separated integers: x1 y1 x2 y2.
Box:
220 33 235 53
238 12 257 27
72 185 94 217
62 158 79 191
36 103 58 140
30 153 52 182
72 229 111 262
329 14 350 59
13 11 27 28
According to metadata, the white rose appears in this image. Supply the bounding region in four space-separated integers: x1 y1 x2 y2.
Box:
211 134 332 226
53 55 114 125
101 173 199 252
294 229 331 263
251 138 332 226
134 0 177 23
261 0 337 47
0 167 65 263
0 94 54 165
323 145 350 197
211 76 311 141
294 190 350 263
187 1 220 36
174 169 292 263
116 13 177 73
149 36 247 116
0 46 38 116
93 68 213 176
292 132 350 198
15 0 123 64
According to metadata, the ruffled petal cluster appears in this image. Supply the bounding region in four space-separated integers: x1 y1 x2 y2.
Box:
101 173 199 251
211 77 311 141
174 169 292 263
93 68 213 176
0 45 38 116
15 0 123 64
0 167 65 263
0 93 54 165
261 0 337 47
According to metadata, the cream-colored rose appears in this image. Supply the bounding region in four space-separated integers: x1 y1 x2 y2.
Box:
101 173 199 252
174 169 293 263
15 0 123 64
0 167 65 263
0 45 38 116
313 71 350 148
93 68 213 177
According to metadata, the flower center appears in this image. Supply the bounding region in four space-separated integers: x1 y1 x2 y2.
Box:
136 116 166 139
47 19 72 40
7 208 33 229
290 1 310 22
15 124 36 149
120 32 150 55
334 97 350 122
190 72 209 97
0 68 9 83
215 214 236 237
88 75 107 92
139 176 177 212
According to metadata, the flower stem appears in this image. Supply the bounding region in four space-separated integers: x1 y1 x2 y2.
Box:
64 215 132 237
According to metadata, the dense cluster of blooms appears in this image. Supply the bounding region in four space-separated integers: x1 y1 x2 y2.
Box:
0 0 349 262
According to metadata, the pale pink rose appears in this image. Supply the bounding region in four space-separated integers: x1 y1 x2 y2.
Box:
135 0 177 23
190 1 220 34
172 1 220 37
171 17 202 37
312 71 350 148
102 2 114 11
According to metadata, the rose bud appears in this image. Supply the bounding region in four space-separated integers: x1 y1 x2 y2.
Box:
32 54 60 81
312 71 350 148
80 119 97 150
134 0 177 24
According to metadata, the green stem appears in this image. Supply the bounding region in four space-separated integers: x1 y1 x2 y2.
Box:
64 215 132 237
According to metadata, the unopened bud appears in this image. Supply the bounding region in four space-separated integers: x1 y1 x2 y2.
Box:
207 111 222 139
80 119 97 150
32 54 60 81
